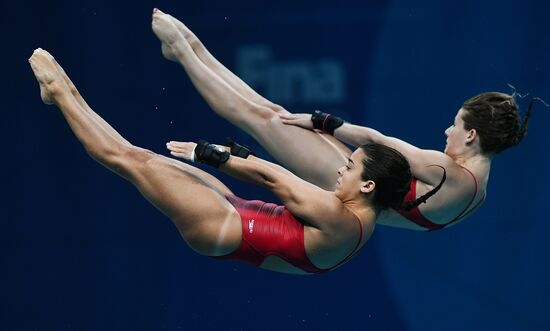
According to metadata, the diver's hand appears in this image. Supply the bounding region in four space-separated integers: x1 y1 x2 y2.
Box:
166 141 197 160
167 141 230 161
279 113 314 130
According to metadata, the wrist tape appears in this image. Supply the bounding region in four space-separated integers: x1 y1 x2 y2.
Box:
225 137 256 159
194 140 230 167
311 110 344 135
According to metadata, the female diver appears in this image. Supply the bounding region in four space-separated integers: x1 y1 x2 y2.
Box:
29 46 443 274
151 9 536 231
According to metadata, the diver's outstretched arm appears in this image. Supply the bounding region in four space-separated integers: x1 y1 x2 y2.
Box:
166 140 342 230
280 112 456 186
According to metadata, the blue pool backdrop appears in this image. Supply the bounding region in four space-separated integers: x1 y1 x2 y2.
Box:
2 0 550 330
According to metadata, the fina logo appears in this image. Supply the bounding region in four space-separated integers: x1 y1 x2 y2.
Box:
248 219 255 234
236 45 346 105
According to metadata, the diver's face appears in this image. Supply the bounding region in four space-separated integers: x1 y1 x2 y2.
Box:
444 108 469 156
335 149 369 199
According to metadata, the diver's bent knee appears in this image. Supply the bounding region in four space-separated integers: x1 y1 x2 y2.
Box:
86 142 128 165
267 113 287 128
268 103 290 115
245 112 287 140
242 101 276 121
102 145 157 174
123 146 157 164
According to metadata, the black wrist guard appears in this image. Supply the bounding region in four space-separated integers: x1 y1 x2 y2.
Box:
311 110 344 135
225 137 256 159
194 140 230 167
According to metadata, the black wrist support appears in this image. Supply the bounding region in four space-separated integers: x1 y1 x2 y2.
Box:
194 140 230 167
225 137 256 159
311 110 344 135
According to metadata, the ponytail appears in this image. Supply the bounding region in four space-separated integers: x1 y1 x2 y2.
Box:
511 97 547 146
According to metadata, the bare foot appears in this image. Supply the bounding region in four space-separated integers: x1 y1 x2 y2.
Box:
48 52 88 109
28 48 69 105
151 8 185 62
168 14 196 43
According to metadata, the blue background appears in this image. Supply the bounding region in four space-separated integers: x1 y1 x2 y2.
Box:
2 1 549 330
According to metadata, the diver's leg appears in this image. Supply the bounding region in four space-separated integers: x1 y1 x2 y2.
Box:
29 49 241 256
167 13 280 111
51 56 132 147
153 10 350 190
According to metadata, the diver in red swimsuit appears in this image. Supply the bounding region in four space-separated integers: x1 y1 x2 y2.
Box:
213 195 363 274
151 9 541 231
30 48 444 275
167 140 444 274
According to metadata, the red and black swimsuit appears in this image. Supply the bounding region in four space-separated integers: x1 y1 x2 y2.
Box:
396 167 486 231
213 195 364 274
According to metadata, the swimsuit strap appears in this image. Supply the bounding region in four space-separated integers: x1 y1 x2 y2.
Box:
438 166 481 229
457 193 486 220
327 211 364 271
398 167 485 231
